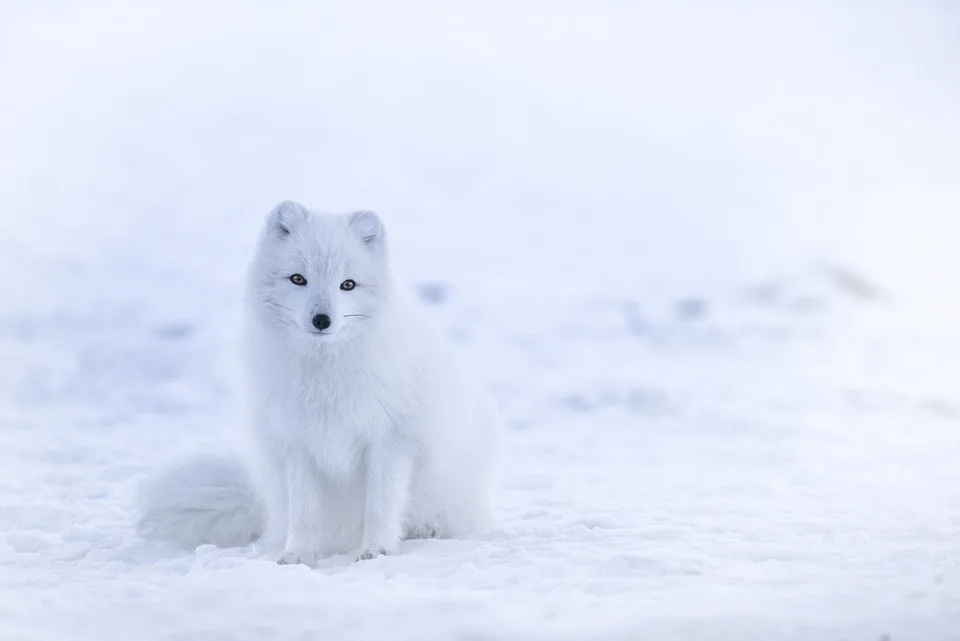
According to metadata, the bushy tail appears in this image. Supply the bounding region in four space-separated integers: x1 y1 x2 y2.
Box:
135 452 266 549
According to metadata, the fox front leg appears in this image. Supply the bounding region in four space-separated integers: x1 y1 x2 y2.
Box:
276 450 326 568
355 443 414 561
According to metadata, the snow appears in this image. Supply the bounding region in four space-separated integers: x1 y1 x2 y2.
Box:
2 2 960 639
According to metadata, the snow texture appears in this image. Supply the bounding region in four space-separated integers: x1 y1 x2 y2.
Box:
2 2 960 640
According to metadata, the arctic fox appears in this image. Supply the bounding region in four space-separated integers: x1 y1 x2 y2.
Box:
136 201 501 565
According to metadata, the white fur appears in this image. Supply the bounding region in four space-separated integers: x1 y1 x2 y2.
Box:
135 453 265 549
136 202 501 565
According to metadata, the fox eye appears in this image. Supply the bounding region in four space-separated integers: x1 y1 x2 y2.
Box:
289 274 307 286
340 279 356 291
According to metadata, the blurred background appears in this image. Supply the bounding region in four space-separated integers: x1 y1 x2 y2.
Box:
2 2 960 639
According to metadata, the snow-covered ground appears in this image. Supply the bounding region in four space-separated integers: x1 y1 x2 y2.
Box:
2 2 960 639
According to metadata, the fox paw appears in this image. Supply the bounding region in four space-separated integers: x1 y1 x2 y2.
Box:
276 549 317 568
354 544 387 562
405 523 439 540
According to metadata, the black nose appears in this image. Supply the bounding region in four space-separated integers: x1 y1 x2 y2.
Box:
312 314 332 331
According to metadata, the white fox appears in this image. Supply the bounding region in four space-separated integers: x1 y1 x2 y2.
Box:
136 202 501 565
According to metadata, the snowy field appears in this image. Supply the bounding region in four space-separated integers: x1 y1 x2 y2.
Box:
2 2 960 639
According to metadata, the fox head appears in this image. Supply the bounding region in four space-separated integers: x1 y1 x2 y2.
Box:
248 201 390 343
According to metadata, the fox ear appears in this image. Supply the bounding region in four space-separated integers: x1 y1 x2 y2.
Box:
267 201 308 237
348 210 385 247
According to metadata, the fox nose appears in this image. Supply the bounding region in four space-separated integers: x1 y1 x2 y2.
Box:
312 313 332 331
